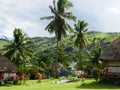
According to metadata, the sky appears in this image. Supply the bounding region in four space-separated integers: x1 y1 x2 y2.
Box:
0 0 120 39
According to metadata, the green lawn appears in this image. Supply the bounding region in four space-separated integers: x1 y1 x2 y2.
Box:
0 79 120 90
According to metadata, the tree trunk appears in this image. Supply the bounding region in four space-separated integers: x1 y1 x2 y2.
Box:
78 47 82 70
23 57 26 84
55 38 59 78
79 47 80 61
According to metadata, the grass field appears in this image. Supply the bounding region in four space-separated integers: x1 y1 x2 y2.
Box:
0 79 120 90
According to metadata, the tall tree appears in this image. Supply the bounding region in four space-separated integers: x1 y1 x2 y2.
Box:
3 28 33 69
41 0 76 77
89 38 102 66
74 20 88 69
34 54 52 70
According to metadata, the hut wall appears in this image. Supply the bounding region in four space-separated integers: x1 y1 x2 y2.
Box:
108 67 120 73
4 73 16 80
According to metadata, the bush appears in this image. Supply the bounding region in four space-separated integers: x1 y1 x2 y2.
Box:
101 73 120 84
29 69 36 79
13 79 19 85
0 79 4 86
92 67 101 81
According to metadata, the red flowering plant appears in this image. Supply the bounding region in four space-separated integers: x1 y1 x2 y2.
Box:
34 69 42 83
17 70 29 84
1 72 4 80
24 74 28 80
34 70 39 74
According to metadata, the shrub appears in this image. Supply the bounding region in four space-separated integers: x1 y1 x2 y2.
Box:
29 69 36 79
13 79 19 85
92 67 101 81
101 73 120 84
0 79 4 86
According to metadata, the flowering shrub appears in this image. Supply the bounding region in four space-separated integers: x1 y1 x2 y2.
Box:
15 70 29 84
34 70 39 74
34 70 42 83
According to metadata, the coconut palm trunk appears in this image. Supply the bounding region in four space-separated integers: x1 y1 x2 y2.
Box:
55 38 59 78
78 47 81 63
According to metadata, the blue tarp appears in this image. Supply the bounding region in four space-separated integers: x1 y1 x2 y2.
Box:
59 71 68 77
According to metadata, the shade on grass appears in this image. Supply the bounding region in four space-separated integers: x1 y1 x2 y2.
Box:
0 79 119 90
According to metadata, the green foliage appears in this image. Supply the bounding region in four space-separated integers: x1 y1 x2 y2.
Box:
92 67 101 81
41 0 76 41
74 20 88 50
3 28 34 68
58 45 72 65
36 54 52 70
89 47 102 66
75 51 89 70
0 32 120 55
88 37 102 66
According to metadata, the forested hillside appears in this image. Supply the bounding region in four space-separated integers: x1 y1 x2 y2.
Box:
32 31 120 54
0 31 120 54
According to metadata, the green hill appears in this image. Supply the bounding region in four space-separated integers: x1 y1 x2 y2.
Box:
0 31 120 54
32 32 120 54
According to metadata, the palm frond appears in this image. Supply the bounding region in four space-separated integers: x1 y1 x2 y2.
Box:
45 20 57 34
49 5 57 15
40 16 54 20
74 20 89 50
64 12 76 21
3 28 34 67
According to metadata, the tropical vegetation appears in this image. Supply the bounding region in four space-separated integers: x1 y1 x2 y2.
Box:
3 28 33 69
41 0 76 77
0 0 120 89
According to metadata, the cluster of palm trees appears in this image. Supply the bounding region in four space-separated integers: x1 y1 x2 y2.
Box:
41 0 88 77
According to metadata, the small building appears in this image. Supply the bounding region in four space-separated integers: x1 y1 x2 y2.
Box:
0 54 18 81
99 37 120 74
45 62 68 78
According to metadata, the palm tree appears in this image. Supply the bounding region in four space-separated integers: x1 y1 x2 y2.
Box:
3 28 33 69
74 20 88 69
89 38 102 66
41 0 76 77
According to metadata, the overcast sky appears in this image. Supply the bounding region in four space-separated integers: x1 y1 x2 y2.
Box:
0 0 120 38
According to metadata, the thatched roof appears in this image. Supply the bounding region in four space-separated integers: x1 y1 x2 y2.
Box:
99 36 120 61
0 54 18 73
45 62 68 71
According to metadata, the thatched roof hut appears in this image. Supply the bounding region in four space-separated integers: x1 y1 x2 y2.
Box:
99 37 120 74
99 36 120 61
0 54 18 73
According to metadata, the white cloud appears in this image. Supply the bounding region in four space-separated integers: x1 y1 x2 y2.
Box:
0 0 120 39
0 0 53 38
107 8 120 14
70 0 120 32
